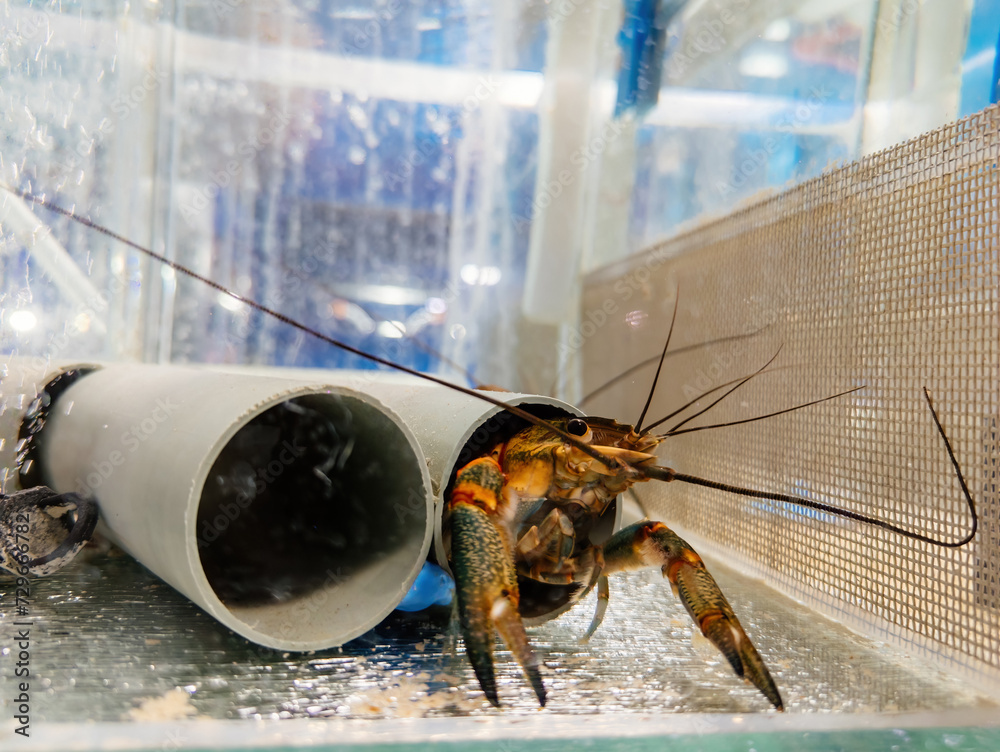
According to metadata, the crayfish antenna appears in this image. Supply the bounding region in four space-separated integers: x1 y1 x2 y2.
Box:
634 292 679 434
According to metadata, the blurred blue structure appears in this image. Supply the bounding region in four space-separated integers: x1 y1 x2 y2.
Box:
395 561 454 611
960 0 1000 114
614 0 683 118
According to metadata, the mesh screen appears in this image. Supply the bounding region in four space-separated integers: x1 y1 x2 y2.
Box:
579 104 1000 691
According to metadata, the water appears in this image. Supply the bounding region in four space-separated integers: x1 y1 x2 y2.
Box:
2 541 994 723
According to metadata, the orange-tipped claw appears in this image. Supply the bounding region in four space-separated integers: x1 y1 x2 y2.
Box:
604 521 783 711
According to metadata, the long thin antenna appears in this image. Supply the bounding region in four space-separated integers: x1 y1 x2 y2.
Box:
642 387 978 548
0 184 626 472
637 364 796 435
664 386 864 438
578 323 773 407
634 293 678 434
643 346 783 436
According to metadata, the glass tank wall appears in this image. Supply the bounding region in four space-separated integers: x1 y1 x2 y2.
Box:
0 0 994 388
4 1 1000 748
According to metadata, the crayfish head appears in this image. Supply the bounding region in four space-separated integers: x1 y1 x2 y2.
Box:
562 444 660 478
564 416 665 455
553 417 666 486
522 417 665 483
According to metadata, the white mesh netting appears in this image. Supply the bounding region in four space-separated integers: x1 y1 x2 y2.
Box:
580 103 1000 692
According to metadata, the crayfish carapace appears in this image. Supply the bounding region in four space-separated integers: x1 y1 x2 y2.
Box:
445 413 784 710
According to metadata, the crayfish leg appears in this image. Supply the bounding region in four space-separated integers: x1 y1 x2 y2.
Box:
515 507 576 569
580 574 609 643
602 520 784 711
449 458 547 707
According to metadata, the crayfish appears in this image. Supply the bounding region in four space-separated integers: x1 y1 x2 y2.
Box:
446 413 784 709
439 376 976 709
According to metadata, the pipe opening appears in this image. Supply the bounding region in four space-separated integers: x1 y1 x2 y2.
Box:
197 392 429 647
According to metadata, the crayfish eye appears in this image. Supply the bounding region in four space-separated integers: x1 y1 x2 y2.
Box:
567 418 589 436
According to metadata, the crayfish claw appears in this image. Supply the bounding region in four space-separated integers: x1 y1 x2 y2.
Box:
659 527 784 711
699 610 783 711
492 594 547 706
449 457 547 707
603 521 784 711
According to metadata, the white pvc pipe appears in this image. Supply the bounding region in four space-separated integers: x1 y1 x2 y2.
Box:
28 363 433 651
212 366 624 624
